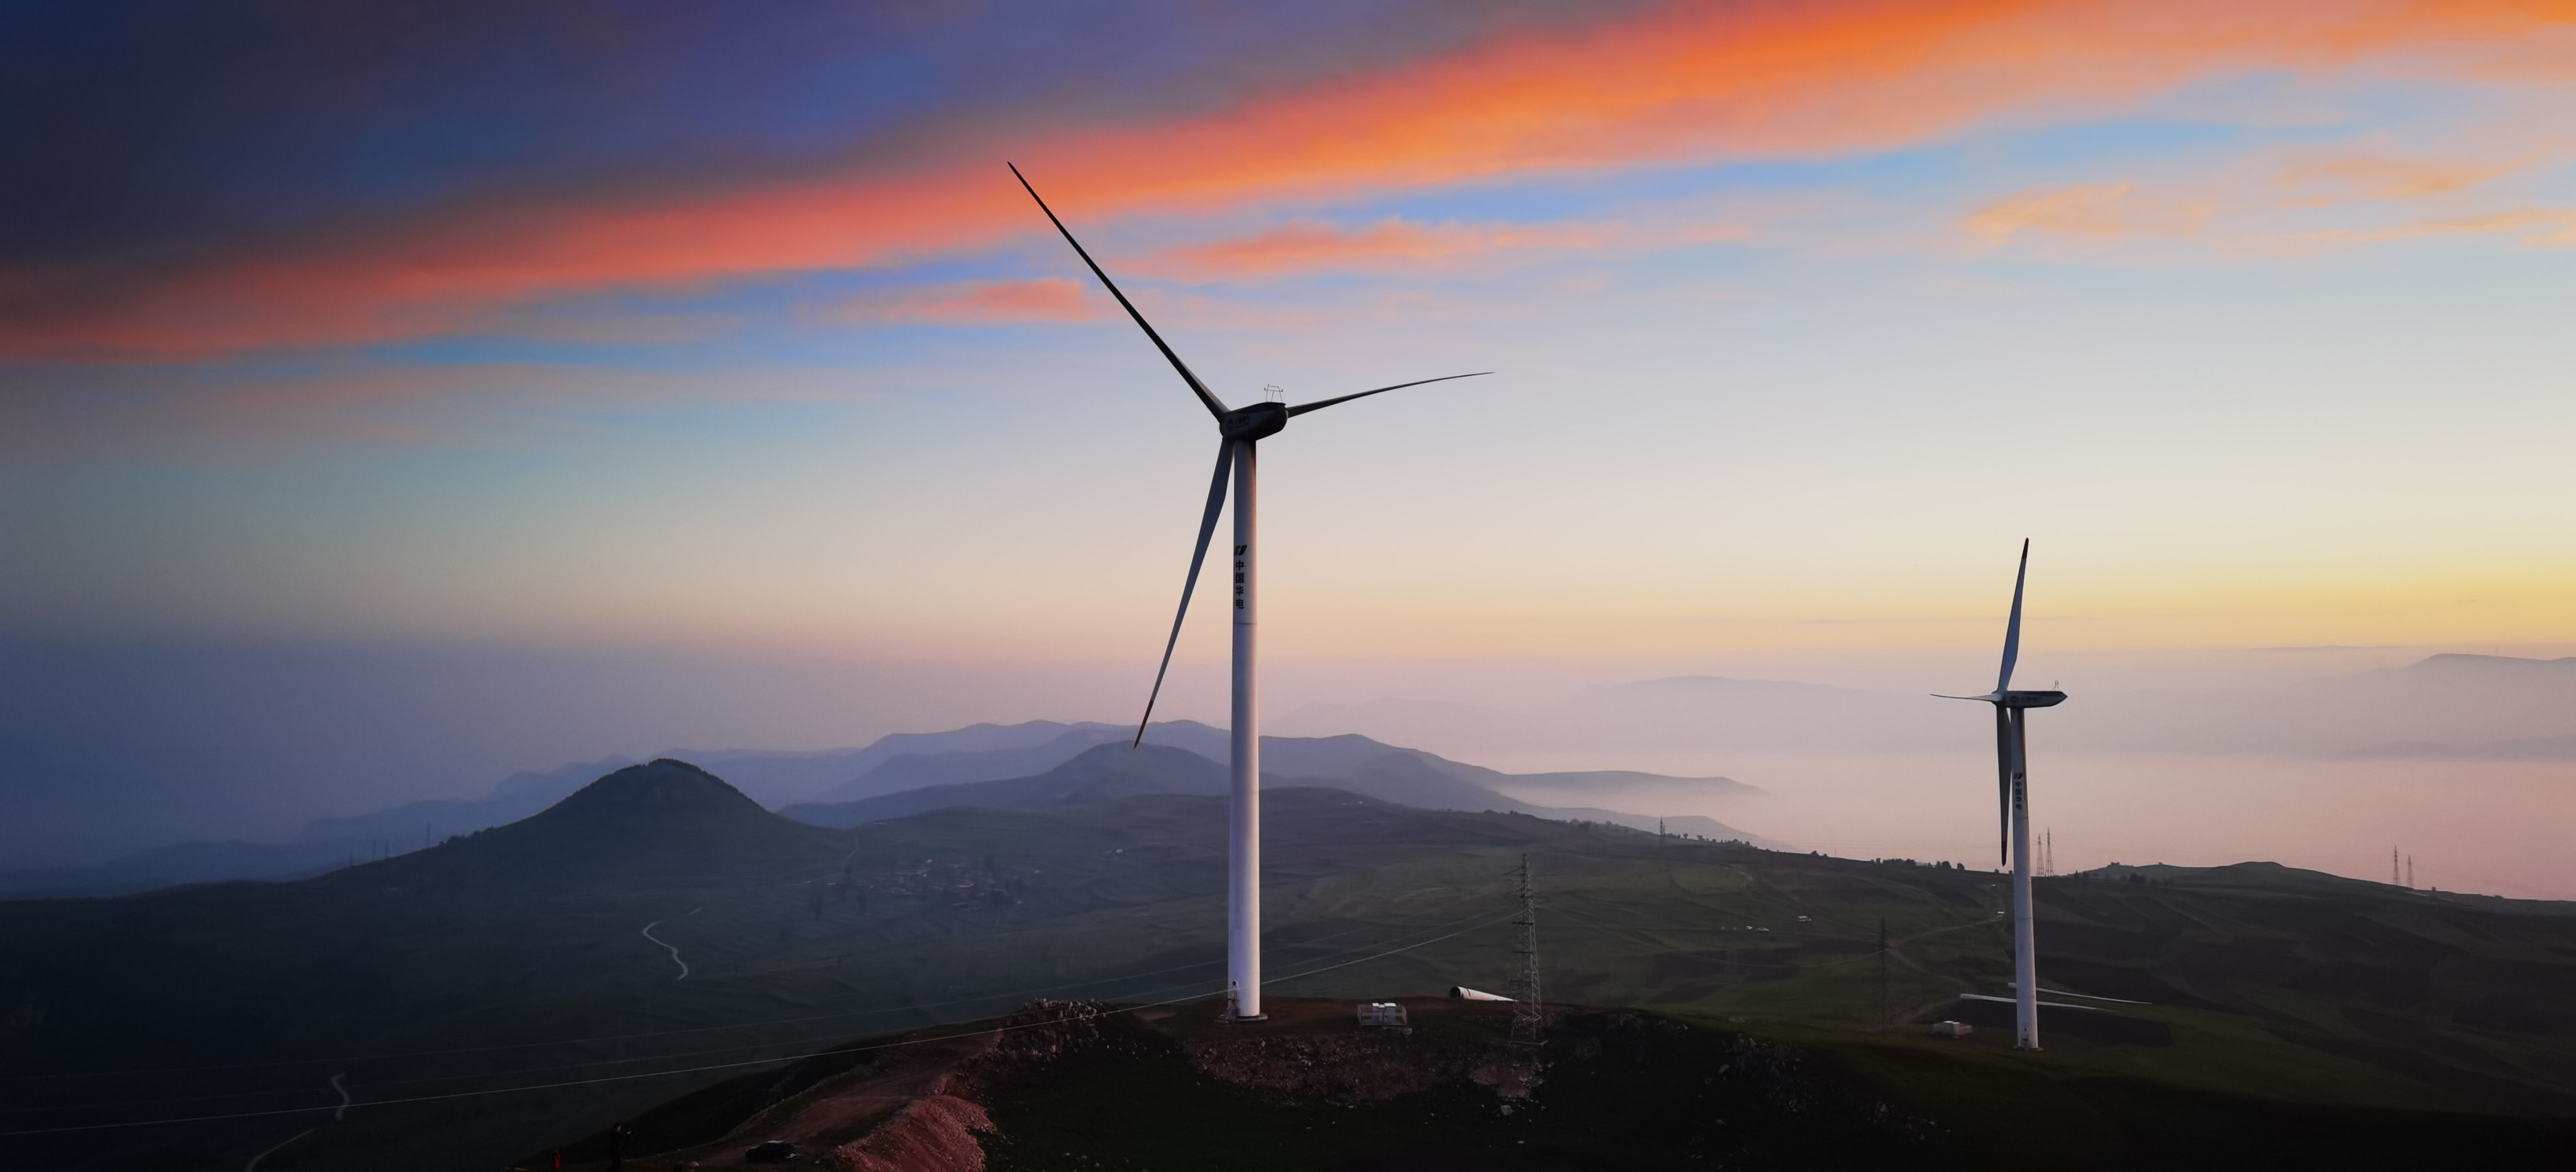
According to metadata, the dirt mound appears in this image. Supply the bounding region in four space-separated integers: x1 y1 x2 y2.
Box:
1182 1032 1485 1103
827 1094 991 1172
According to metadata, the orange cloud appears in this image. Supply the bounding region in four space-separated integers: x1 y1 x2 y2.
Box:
2278 155 2527 201
1963 181 2214 243
1965 182 2140 240
2290 206 2576 248
6 0 2572 358
1148 219 1613 277
826 279 1097 324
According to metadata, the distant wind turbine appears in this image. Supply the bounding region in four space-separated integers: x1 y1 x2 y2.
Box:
1938 539 2066 1051
1011 164 1489 1021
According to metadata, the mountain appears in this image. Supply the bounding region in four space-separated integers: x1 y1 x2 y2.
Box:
788 743 1229 827
816 726 1139 802
782 740 1776 846
785 721 1146 805
813 721 1758 806
2399 653 2576 678
416 758 845 887
2309 654 2576 758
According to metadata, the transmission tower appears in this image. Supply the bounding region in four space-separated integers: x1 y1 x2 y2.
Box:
1508 854 1546 1049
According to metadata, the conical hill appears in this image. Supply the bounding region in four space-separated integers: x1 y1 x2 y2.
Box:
388 759 845 890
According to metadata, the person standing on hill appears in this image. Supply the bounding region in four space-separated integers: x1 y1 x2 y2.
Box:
607 1124 629 1171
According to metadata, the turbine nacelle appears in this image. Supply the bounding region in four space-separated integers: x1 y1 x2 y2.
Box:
1219 401 1289 442
1938 689 2068 709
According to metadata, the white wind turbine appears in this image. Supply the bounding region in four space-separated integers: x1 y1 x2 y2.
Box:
1938 539 2066 1050
1012 165 1488 1021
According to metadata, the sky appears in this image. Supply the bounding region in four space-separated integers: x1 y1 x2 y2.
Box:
4 1 2575 871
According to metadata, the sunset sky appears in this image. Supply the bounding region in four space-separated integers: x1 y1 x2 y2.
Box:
5 1 2575 865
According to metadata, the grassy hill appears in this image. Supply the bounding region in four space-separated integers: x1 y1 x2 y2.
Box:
543 995 2575 1171
4 763 2573 1169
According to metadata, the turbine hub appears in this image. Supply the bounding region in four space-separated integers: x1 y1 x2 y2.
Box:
1219 401 1289 441
1998 690 2068 709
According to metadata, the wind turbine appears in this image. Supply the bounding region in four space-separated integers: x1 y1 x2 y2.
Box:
1938 539 2065 1050
1011 164 1487 1021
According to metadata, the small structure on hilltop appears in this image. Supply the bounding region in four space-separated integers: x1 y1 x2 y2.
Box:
1357 1002 1411 1031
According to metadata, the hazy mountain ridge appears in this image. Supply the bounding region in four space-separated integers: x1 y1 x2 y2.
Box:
4 721 1757 897
787 743 1231 826
784 738 1774 845
18 650 2565 897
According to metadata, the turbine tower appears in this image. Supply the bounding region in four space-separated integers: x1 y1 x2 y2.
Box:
1013 165 1487 1021
1938 539 2067 1050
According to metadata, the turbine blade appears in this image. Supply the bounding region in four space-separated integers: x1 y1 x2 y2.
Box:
1997 538 2030 693
1282 371 1492 417
1009 163 1227 419
1136 441 1236 746
1996 706 2012 867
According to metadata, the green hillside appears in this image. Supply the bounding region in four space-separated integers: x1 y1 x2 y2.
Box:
3 763 2572 1169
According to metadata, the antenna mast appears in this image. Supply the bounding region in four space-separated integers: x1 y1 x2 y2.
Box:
1509 854 1546 1049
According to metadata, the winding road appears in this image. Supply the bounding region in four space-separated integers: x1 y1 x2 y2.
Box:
242 1127 312 1171
240 1071 348 1171
641 909 700 980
